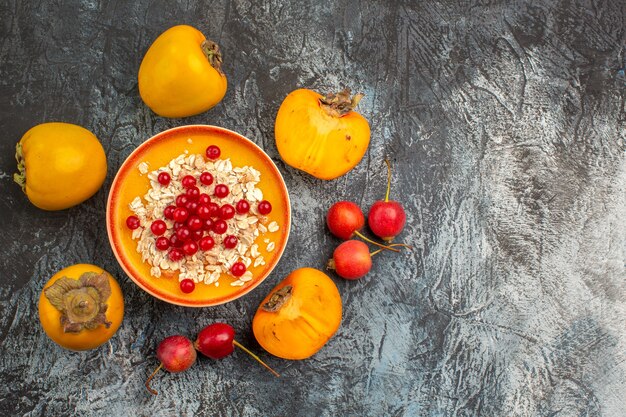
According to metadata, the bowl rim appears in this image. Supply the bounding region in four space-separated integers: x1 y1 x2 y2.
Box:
106 124 291 307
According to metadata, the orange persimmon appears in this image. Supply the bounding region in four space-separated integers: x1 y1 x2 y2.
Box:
252 268 342 360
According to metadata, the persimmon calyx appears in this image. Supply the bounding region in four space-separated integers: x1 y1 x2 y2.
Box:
319 89 364 117
44 272 112 333
201 39 224 74
261 285 292 312
13 142 26 192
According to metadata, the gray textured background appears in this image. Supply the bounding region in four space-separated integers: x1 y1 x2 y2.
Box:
1 0 625 416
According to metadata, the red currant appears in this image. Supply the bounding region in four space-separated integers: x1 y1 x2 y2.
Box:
185 201 199 214
197 205 211 219
183 241 199 256
176 227 191 241
187 216 203 231
223 235 238 249
258 200 272 215
163 205 176 220
198 193 211 205
212 219 228 234
173 207 189 222
214 184 229 198
191 229 204 241
231 262 246 277
180 279 195 293
126 216 140 230
220 204 235 220
181 175 196 188
155 236 170 251
236 199 250 214
199 235 215 251
208 202 220 217
169 234 184 248
202 218 214 231
206 145 221 160
173 221 184 230
199 172 214 186
150 220 167 236
186 186 200 200
169 248 183 261
175 194 189 207
157 172 171 186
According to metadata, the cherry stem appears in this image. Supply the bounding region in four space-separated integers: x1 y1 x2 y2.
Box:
233 340 280 378
354 230 400 252
384 159 392 202
145 362 163 396
370 243 412 257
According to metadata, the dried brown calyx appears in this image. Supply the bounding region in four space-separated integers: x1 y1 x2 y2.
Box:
13 142 26 192
201 39 224 75
261 285 293 312
44 272 112 333
319 88 364 117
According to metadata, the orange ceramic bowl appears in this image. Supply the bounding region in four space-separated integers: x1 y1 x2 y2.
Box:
106 125 291 307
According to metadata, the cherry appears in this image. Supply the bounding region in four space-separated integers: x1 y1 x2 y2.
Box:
173 207 189 222
186 216 203 231
185 186 200 200
173 221 184 230
199 235 215 251
219 204 235 220
169 234 184 248
185 201 199 214
126 216 140 230
183 241 199 256
169 248 183 262
155 236 170 251
202 218 214 231
163 205 176 220
145 335 197 395
198 193 211 205
197 205 211 219
199 172 214 186
181 175 196 188
236 199 250 214
150 220 167 236
214 184 229 198
207 202 220 217
231 262 246 277
206 145 221 160
258 200 272 215
368 160 406 241
327 240 371 280
212 219 228 234
223 235 238 249
191 229 204 241
176 227 191 241
194 323 279 377
157 172 171 186
180 279 195 293
175 195 189 207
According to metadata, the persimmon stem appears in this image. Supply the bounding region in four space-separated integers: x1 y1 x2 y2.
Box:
145 362 163 396
384 159 392 202
354 230 400 252
233 340 280 378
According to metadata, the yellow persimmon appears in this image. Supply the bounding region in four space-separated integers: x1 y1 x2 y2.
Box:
252 268 342 360
274 88 370 180
13 122 107 210
138 25 227 118
38 264 124 351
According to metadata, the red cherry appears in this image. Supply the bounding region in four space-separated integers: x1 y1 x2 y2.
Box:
214 184 229 198
173 221 184 230
176 227 191 241
198 193 211 205
169 234 184 248
126 216 140 230
173 207 189 222
197 205 211 219
258 200 272 215
180 279 195 293
187 216 203 231
163 205 176 220
212 219 228 234
223 235 238 249
191 229 204 241
220 204 235 220
150 220 167 236
183 241 199 256
326 201 365 240
181 175 196 188
202 218 214 231
199 172 214 186
155 236 170 251
199 235 215 251
367 160 406 241
185 201 199 214
176 195 189 207
206 145 221 160
329 240 372 280
186 186 200 200
169 248 183 261
231 262 246 277
207 202 220 217
236 199 250 214
157 172 171 186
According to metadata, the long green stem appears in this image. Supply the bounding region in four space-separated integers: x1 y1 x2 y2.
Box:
233 340 280 377
384 159 392 202
354 230 400 252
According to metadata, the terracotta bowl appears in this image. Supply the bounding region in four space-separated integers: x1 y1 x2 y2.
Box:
106 125 291 307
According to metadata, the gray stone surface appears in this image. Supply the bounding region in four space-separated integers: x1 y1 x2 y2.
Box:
0 0 625 416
